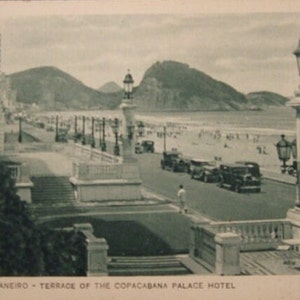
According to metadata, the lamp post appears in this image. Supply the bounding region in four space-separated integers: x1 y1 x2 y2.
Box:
101 117 106 152
111 118 120 156
18 113 23 143
276 134 291 173
82 115 86 145
137 121 145 140
163 125 167 152
55 115 59 142
287 39 300 208
97 119 102 149
91 117 95 148
74 115 78 142
120 70 137 161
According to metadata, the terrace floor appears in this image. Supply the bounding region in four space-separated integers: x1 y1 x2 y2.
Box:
241 250 300 275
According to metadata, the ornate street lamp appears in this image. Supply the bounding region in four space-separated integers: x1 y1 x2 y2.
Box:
91 117 95 148
111 118 120 156
127 123 135 140
137 121 145 139
74 115 78 142
276 134 291 173
18 112 23 143
101 117 106 152
163 125 167 152
82 115 86 145
123 70 134 99
97 118 102 149
55 115 59 142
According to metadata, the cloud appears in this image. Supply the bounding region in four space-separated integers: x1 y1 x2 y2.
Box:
1 13 300 95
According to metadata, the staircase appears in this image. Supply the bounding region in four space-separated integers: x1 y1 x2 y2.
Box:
31 176 75 205
108 256 192 276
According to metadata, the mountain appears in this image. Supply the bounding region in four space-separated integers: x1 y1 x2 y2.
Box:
134 61 250 111
98 81 122 93
245 91 289 107
8 63 289 112
8 66 119 110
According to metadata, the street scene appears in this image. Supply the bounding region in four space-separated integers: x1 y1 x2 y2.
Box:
1 8 300 299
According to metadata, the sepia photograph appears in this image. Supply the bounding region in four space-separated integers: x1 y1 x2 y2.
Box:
1 0 300 299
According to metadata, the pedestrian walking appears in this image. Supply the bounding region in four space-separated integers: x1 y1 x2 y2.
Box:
177 184 187 214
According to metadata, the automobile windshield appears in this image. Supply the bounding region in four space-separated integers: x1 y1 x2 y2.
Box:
233 167 249 175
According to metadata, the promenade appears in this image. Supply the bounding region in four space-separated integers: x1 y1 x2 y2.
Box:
5 122 300 276
9 122 297 186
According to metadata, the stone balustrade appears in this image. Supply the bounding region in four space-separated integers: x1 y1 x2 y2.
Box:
209 219 293 251
8 164 21 181
191 218 293 272
73 161 123 180
72 143 121 163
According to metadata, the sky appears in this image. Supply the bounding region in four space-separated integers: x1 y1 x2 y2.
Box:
0 10 300 96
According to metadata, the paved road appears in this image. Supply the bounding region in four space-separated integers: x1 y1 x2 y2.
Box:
137 153 296 221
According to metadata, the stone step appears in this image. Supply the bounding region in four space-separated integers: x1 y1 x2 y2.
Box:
31 176 75 204
109 260 183 269
110 256 180 263
108 266 191 276
108 256 192 276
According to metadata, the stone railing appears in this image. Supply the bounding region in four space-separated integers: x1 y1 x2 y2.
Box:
7 164 21 181
73 223 109 276
209 219 293 251
6 162 30 183
191 219 293 271
72 143 121 164
73 161 123 180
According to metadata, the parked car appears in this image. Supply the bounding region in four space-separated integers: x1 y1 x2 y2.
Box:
190 159 219 182
235 161 262 178
141 140 155 153
161 150 189 172
135 142 143 154
218 163 261 193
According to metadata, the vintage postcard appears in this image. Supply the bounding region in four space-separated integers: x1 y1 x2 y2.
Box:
1 0 300 299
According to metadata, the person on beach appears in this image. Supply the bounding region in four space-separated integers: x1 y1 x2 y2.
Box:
177 184 187 214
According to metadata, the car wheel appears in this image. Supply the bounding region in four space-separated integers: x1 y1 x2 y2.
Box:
172 165 177 172
234 184 241 193
256 188 261 193
218 177 224 188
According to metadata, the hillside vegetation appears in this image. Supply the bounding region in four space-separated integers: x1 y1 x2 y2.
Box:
8 62 288 112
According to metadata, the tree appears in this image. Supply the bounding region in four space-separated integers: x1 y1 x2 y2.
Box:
0 162 45 275
0 161 87 276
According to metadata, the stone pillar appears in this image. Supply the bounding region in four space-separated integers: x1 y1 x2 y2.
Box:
287 94 300 239
120 99 137 162
0 108 4 153
73 223 109 276
214 232 241 275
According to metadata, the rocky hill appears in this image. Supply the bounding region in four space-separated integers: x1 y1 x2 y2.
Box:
8 63 289 112
9 66 118 110
245 91 289 107
98 81 122 93
134 61 250 111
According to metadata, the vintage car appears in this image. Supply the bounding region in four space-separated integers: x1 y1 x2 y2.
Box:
235 161 262 178
190 159 219 182
160 150 189 172
135 142 144 154
141 140 155 153
218 163 261 193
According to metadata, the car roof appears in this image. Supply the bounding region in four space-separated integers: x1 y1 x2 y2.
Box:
221 163 248 168
142 140 154 143
191 158 214 163
235 161 259 166
164 151 182 155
